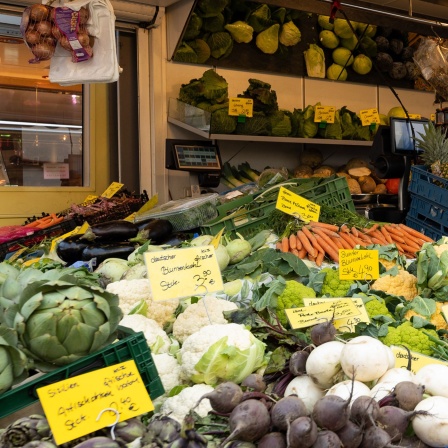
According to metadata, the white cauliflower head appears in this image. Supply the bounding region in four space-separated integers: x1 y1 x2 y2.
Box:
153 353 183 395
172 296 237 343
160 384 213 423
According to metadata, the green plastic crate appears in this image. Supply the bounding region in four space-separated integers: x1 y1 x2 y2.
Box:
201 176 355 238
0 326 164 419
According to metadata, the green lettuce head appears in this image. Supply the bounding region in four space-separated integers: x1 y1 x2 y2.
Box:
225 21 254 43
279 21 301 47
179 323 266 385
304 44 325 78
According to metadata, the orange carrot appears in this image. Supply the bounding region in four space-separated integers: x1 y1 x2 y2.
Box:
315 251 325 267
340 224 350 233
339 231 357 249
298 247 308 259
380 226 393 244
291 248 300 257
398 224 434 243
289 233 297 250
337 233 353 249
331 236 345 250
351 226 359 238
315 234 339 262
297 230 317 258
383 225 406 243
371 230 388 245
363 223 379 234
311 227 340 253
309 226 340 238
309 221 339 232
281 237 289 253
275 241 283 251
295 232 303 250
399 243 418 254
356 231 374 244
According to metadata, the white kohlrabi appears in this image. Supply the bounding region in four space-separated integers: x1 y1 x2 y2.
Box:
284 375 325 414
326 380 371 406
415 363 448 398
413 396 448 447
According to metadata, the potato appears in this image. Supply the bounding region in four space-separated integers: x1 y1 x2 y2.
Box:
336 172 351 179
293 165 313 178
348 167 372 179
358 175 377 193
313 165 336 177
373 183 388 194
345 158 371 171
347 178 362 194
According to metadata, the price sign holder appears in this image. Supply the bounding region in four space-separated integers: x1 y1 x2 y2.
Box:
275 186 320 222
285 298 360 329
37 360 154 446
339 249 379 281
144 245 224 301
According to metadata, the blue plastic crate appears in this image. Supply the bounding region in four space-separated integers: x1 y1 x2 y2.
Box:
405 216 443 241
409 165 448 205
408 195 448 229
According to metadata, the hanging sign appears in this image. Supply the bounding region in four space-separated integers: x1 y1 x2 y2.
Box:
339 249 380 280
37 360 154 445
276 186 320 222
144 245 224 300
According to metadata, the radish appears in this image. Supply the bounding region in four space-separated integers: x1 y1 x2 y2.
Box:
242 373 266 392
284 375 325 414
336 420 363 448
271 395 307 432
340 336 390 382
376 367 416 385
195 381 243 413
289 350 309 376
359 425 395 448
326 380 371 407
287 416 318 448
310 319 337 346
415 364 448 398
258 431 286 447
412 396 448 447
305 341 345 389
311 430 343 447
393 381 425 410
350 395 380 427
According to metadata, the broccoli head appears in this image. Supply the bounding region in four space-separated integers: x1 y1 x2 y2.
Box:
277 280 316 326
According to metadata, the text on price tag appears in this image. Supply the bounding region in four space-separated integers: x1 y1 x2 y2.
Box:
359 108 380 126
339 249 379 280
303 297 370 332
144 245 224 300
314 106 335 124
228 98 253 117
391 346 448 373
101 182 124 198
37 360 154 445
276 186 320 222
285 298 360 329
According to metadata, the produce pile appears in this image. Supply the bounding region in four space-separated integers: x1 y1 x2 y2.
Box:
2 211 448 446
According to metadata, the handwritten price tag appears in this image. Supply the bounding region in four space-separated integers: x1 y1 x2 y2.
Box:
144 245 224 300
314 106 335 124
228 98 253 117
339 249 379 280
303 297 370 332
285 299 360 329
359 108 380 126
37 360 154 445
276 186 320 222
101 182 124 198
408 113 421 120
391 346 448 373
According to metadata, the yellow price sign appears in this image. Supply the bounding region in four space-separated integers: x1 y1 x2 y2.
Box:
276 186 320 222
37 360 154 445
285 298 360 329
408 113 421 120
303 297 370 332
83 194 98 203
211 228 225 249
144 245 224 300
391 346 448 373
339 249 379 281
101 182 124 199
228 97 253 117
314 106 335 124
359 108 380 126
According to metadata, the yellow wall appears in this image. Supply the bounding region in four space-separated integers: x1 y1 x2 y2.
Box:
0 84 111 226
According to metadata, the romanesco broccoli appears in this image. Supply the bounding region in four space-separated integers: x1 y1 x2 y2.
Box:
365 299 393 319
380 321 438 356
321 267 352 297
277 280 316 326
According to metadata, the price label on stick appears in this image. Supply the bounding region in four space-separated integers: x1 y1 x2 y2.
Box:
314 105 335 124
339 249 379 280
37 360 154 445
276 186 320 222
228 97 253 117
144 245 224 300
285 299 360 329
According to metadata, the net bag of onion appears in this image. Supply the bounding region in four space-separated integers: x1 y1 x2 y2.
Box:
21 2 93 64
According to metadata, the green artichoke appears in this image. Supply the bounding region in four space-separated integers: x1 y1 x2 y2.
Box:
0 325 29 394
100 417 146 445
12 272 122 369
0 414 51 447
23 442 58 448
70 437 120 448
141 415 181 446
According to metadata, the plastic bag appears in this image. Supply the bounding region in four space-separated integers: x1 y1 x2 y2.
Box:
413 36 448 101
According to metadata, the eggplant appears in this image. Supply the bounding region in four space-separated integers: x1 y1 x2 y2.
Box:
81 220 139 242
56 234 90 264
81 244 136 263
137 219 173 244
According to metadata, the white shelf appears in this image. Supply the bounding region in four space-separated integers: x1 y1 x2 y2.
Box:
168 116 374 146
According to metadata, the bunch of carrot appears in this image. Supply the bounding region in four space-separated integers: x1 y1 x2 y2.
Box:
276 221 434 266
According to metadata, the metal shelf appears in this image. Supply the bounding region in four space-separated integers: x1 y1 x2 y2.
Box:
168 116 373 146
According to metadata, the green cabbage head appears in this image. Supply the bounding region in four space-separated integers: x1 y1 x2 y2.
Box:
225 21 254 43
179 323 266 385
304 44 325 78
256 23 280 54
12 273 123 369
279 21 301 46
